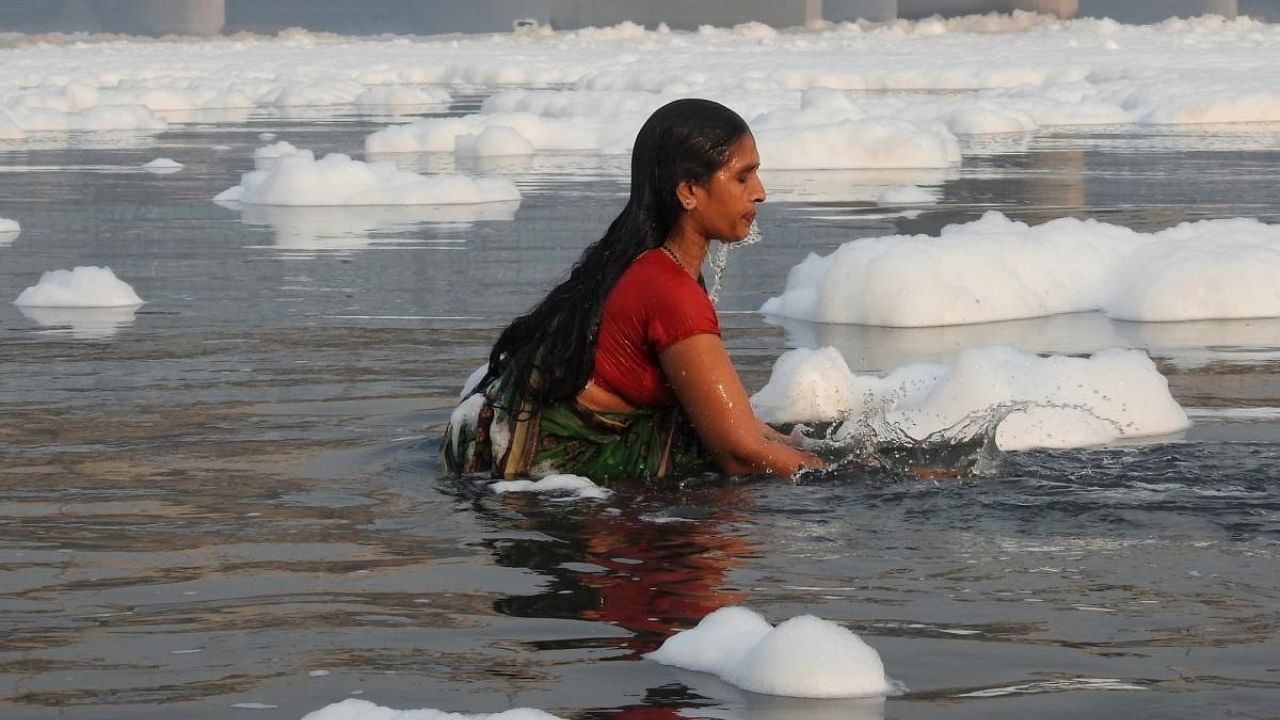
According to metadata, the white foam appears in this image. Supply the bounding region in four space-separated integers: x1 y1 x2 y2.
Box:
647 606 892 699
142 157 183 173
300 699 566 720
762 212 1280 327
0 112 25 139
13 266 143 308
876 185 936 206
213 150 521 206
751 345 1190 451
366 112 637 156
0 216 19 235
491 474 613 501
253 141 301 160
754 117 961 170
354 85 451 108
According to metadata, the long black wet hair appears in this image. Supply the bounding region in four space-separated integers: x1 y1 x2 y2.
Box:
483 98 750 410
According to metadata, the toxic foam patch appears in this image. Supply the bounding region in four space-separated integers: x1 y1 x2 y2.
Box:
647 606 894 698
750 345 1189 451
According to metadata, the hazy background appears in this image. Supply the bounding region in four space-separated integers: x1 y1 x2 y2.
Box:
1 0 1278 37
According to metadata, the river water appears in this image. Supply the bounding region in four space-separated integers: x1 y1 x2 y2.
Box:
1 104 1278 719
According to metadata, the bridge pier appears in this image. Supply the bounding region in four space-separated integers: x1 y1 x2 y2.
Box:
897 0 1078 18
130 0 225 36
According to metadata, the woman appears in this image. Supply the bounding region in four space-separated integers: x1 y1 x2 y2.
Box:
444 98 822 482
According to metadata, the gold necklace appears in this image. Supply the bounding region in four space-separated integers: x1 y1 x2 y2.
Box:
660 244 689 273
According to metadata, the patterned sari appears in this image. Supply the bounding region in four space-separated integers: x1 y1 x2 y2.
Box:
442 375 711 483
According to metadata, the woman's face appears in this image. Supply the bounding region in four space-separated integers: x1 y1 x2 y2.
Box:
688 133 766 242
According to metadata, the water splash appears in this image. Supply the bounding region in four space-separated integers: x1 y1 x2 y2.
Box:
798 399 1129 478
708 221 763 304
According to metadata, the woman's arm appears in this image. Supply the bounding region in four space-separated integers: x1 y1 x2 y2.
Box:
660 334 824 476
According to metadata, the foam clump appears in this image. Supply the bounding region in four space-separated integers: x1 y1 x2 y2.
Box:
751 345 1189 451
876 185 936 206
300 698 566 720
254 141 301 160
354 85 451 108
0 217 19 234
214 150 521 206
365 112 637 156
491 474 613 500
13 266 143 308
142 157 183 173
647 606 893 699
762 212 1280 326
755 117 961 170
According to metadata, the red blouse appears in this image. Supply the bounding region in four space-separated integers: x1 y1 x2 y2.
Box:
590 249 721 407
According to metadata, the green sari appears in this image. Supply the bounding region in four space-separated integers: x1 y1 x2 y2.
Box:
442 377 711 483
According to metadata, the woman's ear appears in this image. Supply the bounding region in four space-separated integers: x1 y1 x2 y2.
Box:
675 179 700 211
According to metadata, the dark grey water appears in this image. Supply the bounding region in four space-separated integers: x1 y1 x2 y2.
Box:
1 110 1279 719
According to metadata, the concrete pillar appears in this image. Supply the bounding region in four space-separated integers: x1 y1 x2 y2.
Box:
1077 0 1237 22
549 0 815 30
898 0 1076 17
131 0 225 36
822 0 899 22
1014 0 1078 17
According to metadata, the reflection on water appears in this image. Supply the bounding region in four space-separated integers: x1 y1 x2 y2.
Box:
480 482 755 658
685 673 887 720
768 312 1280 372
17 305 140 340
230 201 521 253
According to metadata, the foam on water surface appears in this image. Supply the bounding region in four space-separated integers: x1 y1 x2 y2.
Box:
214 149 521 207
751 345 1189 451
300 699 566 720
647 606 894 698
13 266 143 308
761 212 1280 326
490 474 613 501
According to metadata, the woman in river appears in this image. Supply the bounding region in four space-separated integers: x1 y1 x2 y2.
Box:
443 98 822 482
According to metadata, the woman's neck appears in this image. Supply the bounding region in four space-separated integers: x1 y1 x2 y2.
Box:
663 225 709 278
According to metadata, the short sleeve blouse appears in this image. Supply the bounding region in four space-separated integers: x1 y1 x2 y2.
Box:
590 249 721 407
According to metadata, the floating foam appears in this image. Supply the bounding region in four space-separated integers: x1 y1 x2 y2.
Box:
366 112 636 156
754 117 961 170
762 212 1280 326
142 157 183 173
214 150 521 206
354 85 451 108
0 216 19 235
0 113 25 139
13 266 143 308
3 104 166 132
750 345 1190 451
491 474 613 501
647 606 893 699
876 185 936 206
301 699 566 720
253 141 301 160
